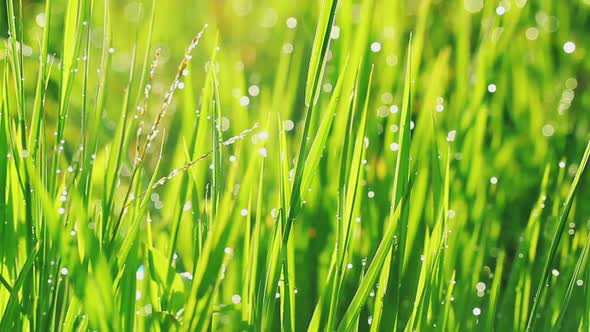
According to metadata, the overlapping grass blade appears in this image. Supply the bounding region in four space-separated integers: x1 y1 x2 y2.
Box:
526 141 590 331
371 35 413 331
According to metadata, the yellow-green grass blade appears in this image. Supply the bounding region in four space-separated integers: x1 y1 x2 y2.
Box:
305 0 339 107
300 57 349 203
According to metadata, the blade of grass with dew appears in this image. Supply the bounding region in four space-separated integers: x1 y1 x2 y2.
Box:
28 0 52 158
553 217 590 329
337 172 416 332
410 143 451 331
371 35 413 332
288 0 339 220
261 0 341 328
5 2 36 285
485 251 505 330
405 228 431 331
327 65 373 332
305 0 339 107
440 269 457 330
242 156 265 327
258 114 289 331
76 0 94 211
210 69 222 222
526 141 590 331
0 243 39 330
300 57 349 208
189 144 252 330
498 165 550 331
422 114 447 322
51 0 88 197
0 66 10 274
278 116 294 332
307 66 360 332
431 145 453 329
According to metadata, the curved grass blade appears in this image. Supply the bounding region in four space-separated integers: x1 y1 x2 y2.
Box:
305 0 339 107
553 226 590 329
525 140 590 331
337 172 417 332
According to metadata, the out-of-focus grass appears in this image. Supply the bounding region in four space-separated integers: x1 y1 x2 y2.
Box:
1 0 590 331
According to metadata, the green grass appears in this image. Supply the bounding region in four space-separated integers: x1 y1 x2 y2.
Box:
1 0 590 331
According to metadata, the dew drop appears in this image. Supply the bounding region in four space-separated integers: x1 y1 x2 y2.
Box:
563 41 576 54
370 42 382 53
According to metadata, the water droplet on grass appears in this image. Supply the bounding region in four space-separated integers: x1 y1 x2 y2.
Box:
370 42 382 53
239 96 250 106
136 265 145 280
248 85 260 96
476 282 486 292
446 130 457 142
286 17 297 29
284 120 295 131
563 41 576 54
36 13 46 27
331 26 340 40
